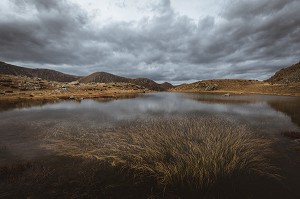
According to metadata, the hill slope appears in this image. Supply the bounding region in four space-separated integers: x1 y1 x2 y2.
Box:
160 82 174 90
79 72 173 91
267 62 300 84
79 72 129 84
0 61 80 82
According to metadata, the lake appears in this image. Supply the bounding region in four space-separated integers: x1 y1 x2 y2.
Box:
1 92 300 198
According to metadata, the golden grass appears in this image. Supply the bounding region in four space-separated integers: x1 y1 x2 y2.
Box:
42 116 279 197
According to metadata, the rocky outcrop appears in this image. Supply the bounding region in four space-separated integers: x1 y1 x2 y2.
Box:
267 62 300 84
205 84 218 91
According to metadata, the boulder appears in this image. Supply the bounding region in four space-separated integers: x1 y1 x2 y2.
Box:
205 84 218 91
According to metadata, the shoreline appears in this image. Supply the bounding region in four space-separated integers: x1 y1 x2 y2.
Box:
1 89 299 112
1 89 299 105
170 90 300 97
0 90 148 111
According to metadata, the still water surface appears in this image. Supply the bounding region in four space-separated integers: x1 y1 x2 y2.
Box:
0 92 300 197
1 92 300 159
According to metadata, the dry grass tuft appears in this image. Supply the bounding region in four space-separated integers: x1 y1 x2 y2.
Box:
42 116 279 197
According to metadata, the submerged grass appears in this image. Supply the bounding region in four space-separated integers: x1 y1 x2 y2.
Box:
41 116 280 198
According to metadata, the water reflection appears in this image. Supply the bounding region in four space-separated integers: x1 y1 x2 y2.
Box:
1 92 300 198
0 99 58 112
269 100 300 127
1 93 300 132
185 93 300 131
1 93 300 160
1 92 300 161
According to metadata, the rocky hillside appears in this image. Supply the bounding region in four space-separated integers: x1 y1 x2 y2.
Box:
267 62 300 84
79 72 173 91
0 61 80 82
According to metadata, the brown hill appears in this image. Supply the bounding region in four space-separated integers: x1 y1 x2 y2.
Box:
79 72 172 91
79 72 129 84
160 82 174 90
267 62 300 84
0 61 80 82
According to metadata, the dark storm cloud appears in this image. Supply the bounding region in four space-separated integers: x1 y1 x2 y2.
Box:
0 0 299 82
0 0 90 65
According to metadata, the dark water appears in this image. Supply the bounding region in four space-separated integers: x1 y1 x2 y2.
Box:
1 92 300 198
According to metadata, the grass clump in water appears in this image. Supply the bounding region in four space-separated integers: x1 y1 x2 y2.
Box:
44 116 279 198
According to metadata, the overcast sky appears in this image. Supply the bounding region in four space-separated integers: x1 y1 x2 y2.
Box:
0 0 299 84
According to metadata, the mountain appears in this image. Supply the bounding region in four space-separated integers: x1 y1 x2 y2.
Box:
0 61 80 82
79 72 173 91
266 62 300 84
79 72 129 84
160 82 174 90
0 61 173 90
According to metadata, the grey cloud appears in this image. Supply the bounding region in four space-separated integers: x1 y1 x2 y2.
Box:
152 0 172 15
0 0 299 82
223 0 294 20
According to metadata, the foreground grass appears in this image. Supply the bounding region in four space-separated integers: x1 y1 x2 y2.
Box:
35 116 281 198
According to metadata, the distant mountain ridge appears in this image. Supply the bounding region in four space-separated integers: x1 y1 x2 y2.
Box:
266 62 300 84
0 61 173 91
0 61 80 82
79 72 173 91
160 82 174 90
79 72 129 84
